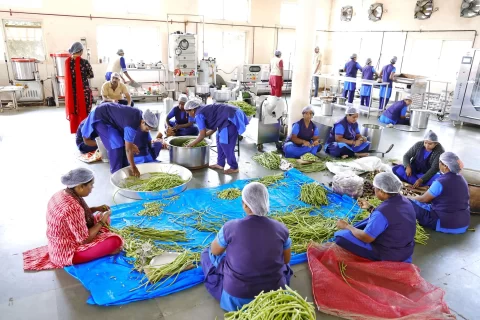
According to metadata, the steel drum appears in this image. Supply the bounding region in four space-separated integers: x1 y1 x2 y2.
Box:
166 136 212 169
110 163 192 200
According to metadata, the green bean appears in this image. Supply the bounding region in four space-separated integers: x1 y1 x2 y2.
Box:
112 226 188 242
299 183 328 207
182 139 208 147
123 172 185 192
217 188 242 200
285 158 328 173
300 153 318 162
224 286 316 319
256 173 286 187
252 152 281 170
137 201 166 217
227 100 257 117
339 261 352 287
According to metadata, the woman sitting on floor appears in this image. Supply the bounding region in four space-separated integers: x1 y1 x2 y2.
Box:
200 182 293 311
23 168 123 270
335 172 416 263
325 107 370 158
283 106 322 158
392 130 444 188
410 152 470 234
165 94 199 137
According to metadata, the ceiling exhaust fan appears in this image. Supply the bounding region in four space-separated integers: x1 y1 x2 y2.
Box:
414 0 438 20
460 0 480 18
340 6 353 22
368 3 385 22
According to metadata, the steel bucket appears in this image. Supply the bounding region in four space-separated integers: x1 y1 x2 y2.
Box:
361 124 384 151
410 109 430 129
320 102 333 116
95 137 109 163
166 136 212 169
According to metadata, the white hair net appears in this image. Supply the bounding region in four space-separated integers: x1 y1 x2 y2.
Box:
184 99 203 111
242 182 270 216
61 168 94 188
302 105 315 115
373 172 403 193
440 152 464 174
366 58 372 64
404 94 412 100
178 94 188 103
345 106 359 115
391 56 398 64
68 42 84 54
423 130 439 142
111 72 121 80
350 53 357 59
142 109 159 128
117 49 124 55
274 50 282 57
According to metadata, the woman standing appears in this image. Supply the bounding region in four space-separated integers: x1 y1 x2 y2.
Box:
360 58 377 107
283 106 321 158
184 99 249 174
23 168 123 270
65 42 94 134
343 53 362 104
410 152 470 234
392 130 444 188
269 50 284 97
325 107 370 158
200 182 293 311
379 56 397 110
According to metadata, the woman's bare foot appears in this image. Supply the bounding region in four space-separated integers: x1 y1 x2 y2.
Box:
341 155 349 159
224 168 239 174
209 164 224 170
355 153 369 157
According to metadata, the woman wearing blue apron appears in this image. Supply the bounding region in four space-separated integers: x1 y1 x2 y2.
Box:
81 102 158 176
343 53 363 104
283 106 321 158
379 56 397 109
409 152 470 234
165 94 199 137
335 172 416 262
132 130 163 164
359 58 377 107
392 130 444 188
184 99 249 174
325 107 370 158
379 95 412 125
200 182 293 311
76 119 98 154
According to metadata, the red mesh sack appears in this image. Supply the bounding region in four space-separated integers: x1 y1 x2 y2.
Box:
307 243 455 320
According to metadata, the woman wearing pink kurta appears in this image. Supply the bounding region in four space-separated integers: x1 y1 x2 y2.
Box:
23 168 123 270
269 50 284 97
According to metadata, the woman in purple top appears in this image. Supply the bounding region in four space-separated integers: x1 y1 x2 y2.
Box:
165 94 199 137
335 172 416 262
359 58 377 107
283 106 322 158
379 96 412 125
410 152 470 234
325 107 370 158
343 53 363 104
200 182 293 312
379 56 397 109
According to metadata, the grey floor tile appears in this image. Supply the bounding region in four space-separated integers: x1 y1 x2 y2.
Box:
0 290 58 320
433 268 480 320
155 284 214 317
162 296 225 320
55 284 164 320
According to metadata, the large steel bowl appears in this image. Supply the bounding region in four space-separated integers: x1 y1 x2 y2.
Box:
166 136 212 169
110 163 192 200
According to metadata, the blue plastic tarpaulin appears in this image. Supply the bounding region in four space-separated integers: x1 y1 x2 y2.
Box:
65 169 360 306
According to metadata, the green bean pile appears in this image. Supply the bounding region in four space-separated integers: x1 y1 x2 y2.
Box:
138 201 166 217
256 173 285 187
415 221 429 245
115 226 188 242
144 251 201 288
273 213 337 253
252 152 281 170
217 188 242 200
224 286 316 319
228 100 257 117
285 158 327 173
300 183 328 207
123 172 185 192
181 139 208 148
300 153 318 162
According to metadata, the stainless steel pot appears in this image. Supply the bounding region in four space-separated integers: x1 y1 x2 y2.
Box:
166 136 212 169
320 101 333 116
337 97 346 105
50 53 69 77
215 89 231 102
196 84 210 94
110 163 192 200
361 124 384 151
11 58 38 80
410 109 430 129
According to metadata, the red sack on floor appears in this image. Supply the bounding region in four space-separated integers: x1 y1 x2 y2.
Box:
307 243 455 319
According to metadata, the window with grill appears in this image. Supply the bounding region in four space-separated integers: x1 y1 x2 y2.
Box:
3 20 45 61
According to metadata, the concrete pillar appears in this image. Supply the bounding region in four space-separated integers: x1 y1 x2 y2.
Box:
288 0 317 130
